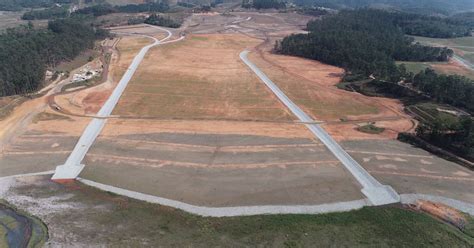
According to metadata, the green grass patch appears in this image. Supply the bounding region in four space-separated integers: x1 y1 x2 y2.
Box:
357 124 385 134
397 61 432 74
407 102 463 124
57 182 474 247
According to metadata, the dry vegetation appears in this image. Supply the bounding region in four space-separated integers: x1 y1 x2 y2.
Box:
113 34 293 121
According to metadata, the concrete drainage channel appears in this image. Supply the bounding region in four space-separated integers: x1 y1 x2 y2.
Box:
2 172 474 217
239 50 400 206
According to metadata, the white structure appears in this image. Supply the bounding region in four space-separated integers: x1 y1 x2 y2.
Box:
240 50 400 206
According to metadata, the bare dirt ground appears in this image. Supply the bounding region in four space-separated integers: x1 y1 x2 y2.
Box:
248 47 415 141
0 111 84 177
431 59 474 79
343 139 474 204
1 10 472 227
113 33 292 121
81 119 364 207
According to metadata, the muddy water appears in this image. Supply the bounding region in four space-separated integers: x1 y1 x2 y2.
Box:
0 204 47 248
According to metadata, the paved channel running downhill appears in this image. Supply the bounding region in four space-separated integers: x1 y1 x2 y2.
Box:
239 50 400 206
52 26 179 180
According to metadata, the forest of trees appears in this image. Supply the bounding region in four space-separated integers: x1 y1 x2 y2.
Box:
292 0 474 15
74 2 169 17
144 13 180 28
389 12 472 38
241 0 286 9
0 0 73 11
411 69 474 112
276 9 453 80
0 19 107 96
22 5 69 20
415 114 473 161
277 9 473 160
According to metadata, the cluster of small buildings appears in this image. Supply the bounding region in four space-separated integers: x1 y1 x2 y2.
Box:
72 66 102 83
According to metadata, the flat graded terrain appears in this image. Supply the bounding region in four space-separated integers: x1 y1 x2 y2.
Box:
81 119 365 206
0 111 86 177
247 49 414 140
343 139 474 204
113 33 292 121
1 175 473 247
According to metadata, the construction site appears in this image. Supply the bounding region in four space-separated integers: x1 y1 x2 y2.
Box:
0 8 473 247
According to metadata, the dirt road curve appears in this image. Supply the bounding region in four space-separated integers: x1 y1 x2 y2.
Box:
240 50 400 206
52 26 183 180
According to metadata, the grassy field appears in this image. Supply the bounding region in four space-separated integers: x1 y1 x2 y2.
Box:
397 60 474 80
412 35 474 79
397 61 432 74
15 178 473 247
406 102 464 124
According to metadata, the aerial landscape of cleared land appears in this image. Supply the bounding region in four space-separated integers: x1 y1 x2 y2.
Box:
0 0 474 246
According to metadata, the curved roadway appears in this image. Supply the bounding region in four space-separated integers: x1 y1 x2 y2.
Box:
52 26 183 180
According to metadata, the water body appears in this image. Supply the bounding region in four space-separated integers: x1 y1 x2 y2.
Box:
0 204 47 248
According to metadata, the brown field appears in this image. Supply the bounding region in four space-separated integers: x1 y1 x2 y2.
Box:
113 34 293 121
112 35 153 81
247 49 414 140
431 59 474 79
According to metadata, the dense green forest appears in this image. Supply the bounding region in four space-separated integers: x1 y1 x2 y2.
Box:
276 9 453 79
391 13 472 38
144 13 180 28
411 69 474 112
414 114 473 161
0 19 107 96
241 0 286 9
451 12 474 28
22 5 69 20
74 3 169 17
0 0 73 11
277 9 473 161
292 0 474 15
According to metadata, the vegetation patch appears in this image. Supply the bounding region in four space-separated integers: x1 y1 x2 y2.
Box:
357 124 385 134
34 180 474 247
0 201 48 248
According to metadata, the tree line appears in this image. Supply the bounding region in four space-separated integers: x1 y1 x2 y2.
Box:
144 13 181 28
411 69 474 113
21 2 171 20
291 0 474 16
241 0 286 9
0 19 107 96
22 5 69 20
276 9 453 80
74 2 169 17
0 0 73 11
414 110 473 161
